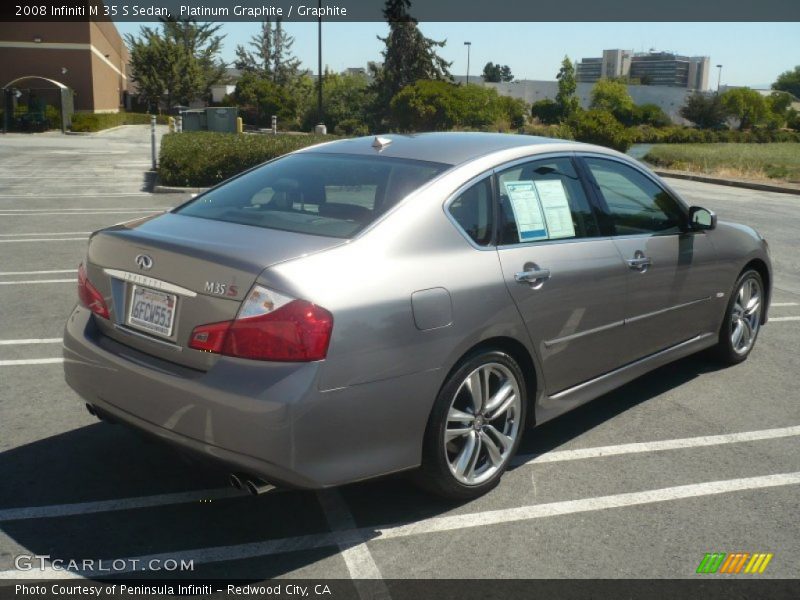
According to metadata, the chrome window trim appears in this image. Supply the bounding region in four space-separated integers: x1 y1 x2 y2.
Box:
103 269 198 298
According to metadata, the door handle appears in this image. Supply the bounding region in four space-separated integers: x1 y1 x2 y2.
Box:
514 268 551 284
626 256 652 270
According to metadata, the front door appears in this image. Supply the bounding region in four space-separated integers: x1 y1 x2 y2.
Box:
581 156 719 363
494 156 631 395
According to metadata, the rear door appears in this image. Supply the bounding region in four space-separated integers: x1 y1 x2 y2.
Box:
580 155 719 363
493 155 631 395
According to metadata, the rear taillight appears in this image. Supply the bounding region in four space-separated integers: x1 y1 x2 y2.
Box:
77 263 109 319
189 285 333 362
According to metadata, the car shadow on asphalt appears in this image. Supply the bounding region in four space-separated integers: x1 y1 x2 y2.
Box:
0 352 725 579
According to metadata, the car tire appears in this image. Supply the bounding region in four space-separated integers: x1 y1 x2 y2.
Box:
414 349 528 500
713 269 764 365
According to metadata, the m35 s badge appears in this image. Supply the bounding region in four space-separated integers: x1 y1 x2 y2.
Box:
204 281 239 297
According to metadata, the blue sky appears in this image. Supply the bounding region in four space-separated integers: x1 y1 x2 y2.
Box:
114 21 800 88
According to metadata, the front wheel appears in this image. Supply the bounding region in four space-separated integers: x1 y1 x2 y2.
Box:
414 350 527 499
713 269 764 365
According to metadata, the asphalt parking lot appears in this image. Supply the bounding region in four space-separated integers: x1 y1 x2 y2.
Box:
0 127 798 585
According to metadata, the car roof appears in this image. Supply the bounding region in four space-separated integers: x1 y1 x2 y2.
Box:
299 132 593 166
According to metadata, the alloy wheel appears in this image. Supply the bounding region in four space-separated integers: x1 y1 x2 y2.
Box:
731 276 762 355
444 362 522 486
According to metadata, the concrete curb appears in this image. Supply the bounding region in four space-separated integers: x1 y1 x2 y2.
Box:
153 184 209 194
654 170 800 196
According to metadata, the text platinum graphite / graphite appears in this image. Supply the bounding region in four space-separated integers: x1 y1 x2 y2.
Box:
180 5 348 17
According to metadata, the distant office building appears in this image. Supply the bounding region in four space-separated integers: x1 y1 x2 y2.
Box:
577 49 710 90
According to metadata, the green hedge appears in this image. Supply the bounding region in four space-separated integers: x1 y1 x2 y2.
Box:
159 131 338 187
70 112 168 132
631 125 800 144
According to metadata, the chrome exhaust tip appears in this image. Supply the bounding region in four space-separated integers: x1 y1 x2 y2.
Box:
228 473 245 490
245 478 275 496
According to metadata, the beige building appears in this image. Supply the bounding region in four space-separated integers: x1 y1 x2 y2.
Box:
0 22 128 112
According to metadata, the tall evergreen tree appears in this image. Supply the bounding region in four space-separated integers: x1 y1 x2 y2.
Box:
126 18 225 108
555 56 579 120
370 0 451 123
235 19 300 84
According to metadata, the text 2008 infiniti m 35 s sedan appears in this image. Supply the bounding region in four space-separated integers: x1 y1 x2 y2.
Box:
64 133 771 498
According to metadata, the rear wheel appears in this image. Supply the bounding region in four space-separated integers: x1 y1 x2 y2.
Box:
713 269 764 365
414 350 527 499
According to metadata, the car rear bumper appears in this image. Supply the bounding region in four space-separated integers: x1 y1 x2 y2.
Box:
63 306 440 488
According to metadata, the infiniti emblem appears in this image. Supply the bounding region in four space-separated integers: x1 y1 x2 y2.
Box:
135 254 153 270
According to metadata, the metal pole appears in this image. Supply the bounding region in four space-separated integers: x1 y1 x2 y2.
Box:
150 115 157 170
464 41 471 85
317 0 323 125
271 115 277 134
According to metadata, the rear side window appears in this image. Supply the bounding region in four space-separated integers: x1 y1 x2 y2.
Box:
448 177 493 246
176 153 448 238
496 157 600 245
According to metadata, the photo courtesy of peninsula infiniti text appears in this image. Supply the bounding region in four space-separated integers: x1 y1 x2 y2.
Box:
63 132 772 499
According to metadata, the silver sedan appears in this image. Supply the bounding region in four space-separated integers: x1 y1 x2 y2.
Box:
63 133 772 498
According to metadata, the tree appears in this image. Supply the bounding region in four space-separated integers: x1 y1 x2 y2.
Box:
590 79 634 122
531 99 561 125
555 56 579 121
720 87 767 130
482 62 513 83
234 18 301 85
389 80 524 132
301 72 375 133
568 109 632 152
679 92 727 129
126 18 225 109
370 0 451 125
772 66 800 99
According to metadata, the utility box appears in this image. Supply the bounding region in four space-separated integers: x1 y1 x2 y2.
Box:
181 109 207 132
206 107 238 133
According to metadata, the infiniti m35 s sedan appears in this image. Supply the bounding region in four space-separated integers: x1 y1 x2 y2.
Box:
64 133 771 498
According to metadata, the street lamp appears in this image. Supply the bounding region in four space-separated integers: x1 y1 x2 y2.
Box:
316 0 324 132
464 41 472 85
716 64 723 93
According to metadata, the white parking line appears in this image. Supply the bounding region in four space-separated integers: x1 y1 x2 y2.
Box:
0 212 159 217
1 471 797 579
0 269 77 275
0 208 163 212
317 489 388 594
771 316 800 322
0 338 61 346
0 233 90 237
771 302 799 307
0 238 87 243
0 488 243 522
0 193 152 198
512 424 800 466
0 279 76 285
0 358 63 366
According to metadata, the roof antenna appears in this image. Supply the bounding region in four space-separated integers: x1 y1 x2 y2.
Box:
372 136 392 150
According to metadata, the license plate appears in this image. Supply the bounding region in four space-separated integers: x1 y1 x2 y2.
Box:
127 285 176 337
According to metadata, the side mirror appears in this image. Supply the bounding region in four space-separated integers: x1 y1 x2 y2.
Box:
689 206 717 231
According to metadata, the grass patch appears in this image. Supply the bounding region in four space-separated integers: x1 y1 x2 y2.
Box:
158 131 338 187
644 143 800 182
70 112 168 132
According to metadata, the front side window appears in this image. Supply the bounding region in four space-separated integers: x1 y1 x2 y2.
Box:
176 153 448 239
448 177 494 246
584 157 686 235
496 157 599 245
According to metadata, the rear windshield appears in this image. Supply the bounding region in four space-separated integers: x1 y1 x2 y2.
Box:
175 153 449 238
